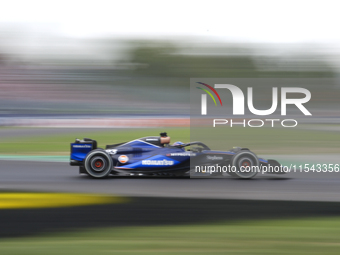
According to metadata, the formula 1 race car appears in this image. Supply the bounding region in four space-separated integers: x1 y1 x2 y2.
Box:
70 132 283 179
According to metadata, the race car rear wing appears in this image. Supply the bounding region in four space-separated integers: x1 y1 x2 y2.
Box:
70 138 97 166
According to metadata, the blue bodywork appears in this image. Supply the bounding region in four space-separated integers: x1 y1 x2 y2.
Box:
107 140 189 172
70 135 274 178
70 143 93 161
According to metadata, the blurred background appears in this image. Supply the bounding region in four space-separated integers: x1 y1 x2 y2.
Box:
1 0 340 121
1 0 340 254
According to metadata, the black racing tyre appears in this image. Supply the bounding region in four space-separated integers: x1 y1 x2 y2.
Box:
84 150 113 178
229 151 259 179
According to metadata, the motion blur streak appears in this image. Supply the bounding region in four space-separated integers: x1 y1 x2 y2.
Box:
0 193 127 209
1 1 340 253
0 39 338 120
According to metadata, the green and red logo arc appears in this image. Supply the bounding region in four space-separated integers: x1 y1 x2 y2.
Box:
196 82 223 106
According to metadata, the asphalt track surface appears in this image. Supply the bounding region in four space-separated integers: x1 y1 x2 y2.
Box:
2 160 340 237
1 160 340 202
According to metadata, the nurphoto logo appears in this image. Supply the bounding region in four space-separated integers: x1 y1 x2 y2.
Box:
196 82 312 128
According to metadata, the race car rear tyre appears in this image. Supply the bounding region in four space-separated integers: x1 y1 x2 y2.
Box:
84 150 113 178
229 151 259 179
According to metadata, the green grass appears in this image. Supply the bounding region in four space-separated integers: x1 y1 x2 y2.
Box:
192 125 340 154
1 217 340 254
0 128 190 155
1 126 340 155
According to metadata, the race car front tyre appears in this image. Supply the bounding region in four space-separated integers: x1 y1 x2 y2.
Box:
84 150 113 178
229 151 259 179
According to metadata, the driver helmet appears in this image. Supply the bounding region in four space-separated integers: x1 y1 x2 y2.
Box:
173 141 184 147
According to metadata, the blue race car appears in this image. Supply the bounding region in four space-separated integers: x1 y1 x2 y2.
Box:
70 132 283 179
